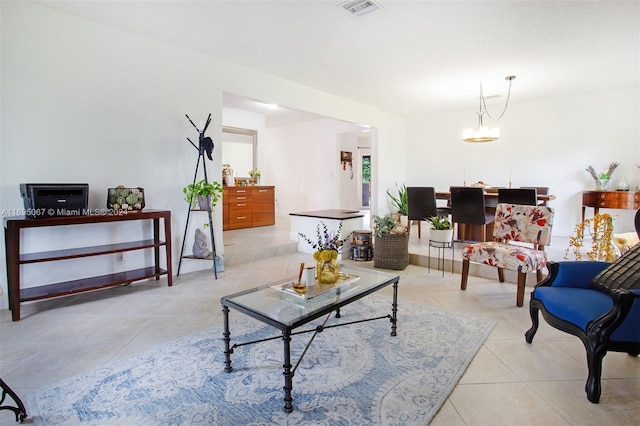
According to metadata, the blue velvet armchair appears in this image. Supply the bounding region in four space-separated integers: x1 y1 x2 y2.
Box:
525 214 640 403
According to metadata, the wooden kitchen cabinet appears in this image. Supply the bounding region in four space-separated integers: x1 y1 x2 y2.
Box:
223 186 275 230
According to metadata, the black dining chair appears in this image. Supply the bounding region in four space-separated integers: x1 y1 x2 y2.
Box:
521 186 550 205
521 186 549 195
407 187 449 238
497 188 538 206
450 186 495 242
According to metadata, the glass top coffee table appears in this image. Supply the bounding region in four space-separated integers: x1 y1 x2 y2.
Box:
220 264 399 412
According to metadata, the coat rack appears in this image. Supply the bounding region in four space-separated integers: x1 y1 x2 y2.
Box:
177 113 218 279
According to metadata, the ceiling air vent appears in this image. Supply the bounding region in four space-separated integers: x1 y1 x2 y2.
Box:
340 0 382 17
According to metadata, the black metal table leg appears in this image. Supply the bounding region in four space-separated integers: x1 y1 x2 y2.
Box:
222 305 233 373
0 378 27 423
282 329 294 412
391 281 398 336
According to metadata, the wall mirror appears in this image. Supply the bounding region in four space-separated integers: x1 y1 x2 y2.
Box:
222 126 257 178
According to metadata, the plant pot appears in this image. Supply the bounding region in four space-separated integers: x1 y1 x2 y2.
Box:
373 233 409 270
595 178 610 191
197 195 211 210
430 229 454 244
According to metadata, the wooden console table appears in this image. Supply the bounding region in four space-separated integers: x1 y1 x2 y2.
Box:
581 191 639 222
4 209 172 321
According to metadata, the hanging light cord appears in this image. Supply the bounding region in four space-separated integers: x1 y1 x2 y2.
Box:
480 76 515 121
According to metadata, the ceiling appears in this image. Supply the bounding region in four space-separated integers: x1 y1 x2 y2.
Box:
223 92 332 128
41 1 639 125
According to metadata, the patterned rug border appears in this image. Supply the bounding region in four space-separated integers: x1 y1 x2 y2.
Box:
27 295 495 425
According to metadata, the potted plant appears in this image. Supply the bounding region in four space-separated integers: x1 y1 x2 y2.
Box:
222 164 235 186
248 169 261 184
372 213 409 270
387 183 408 224
585 162 619 190
427 215 454 243
183 179 223 210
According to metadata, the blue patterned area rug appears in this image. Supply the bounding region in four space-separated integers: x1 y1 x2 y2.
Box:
28 296 494 425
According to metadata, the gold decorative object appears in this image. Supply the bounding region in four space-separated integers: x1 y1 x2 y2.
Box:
314 250 340 284
564 213 620 262
298 221 351 284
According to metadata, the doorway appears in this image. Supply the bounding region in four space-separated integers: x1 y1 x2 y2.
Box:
360 152 371 208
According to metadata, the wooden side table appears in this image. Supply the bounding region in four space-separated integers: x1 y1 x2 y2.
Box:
581 191 639 223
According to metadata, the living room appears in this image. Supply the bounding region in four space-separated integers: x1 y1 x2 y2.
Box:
1 1 638 424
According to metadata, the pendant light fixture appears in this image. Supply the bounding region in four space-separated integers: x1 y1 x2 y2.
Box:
463 76 516 143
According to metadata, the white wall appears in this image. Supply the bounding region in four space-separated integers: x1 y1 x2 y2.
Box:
406 87 640 236
0 2 406 309
222 106 265 180
338 132 362 211
4 2 635 313
264 118 365 217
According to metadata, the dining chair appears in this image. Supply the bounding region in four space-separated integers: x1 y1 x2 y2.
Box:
461 203 555 306
521 186 549 195
406 186 449 238
449 186 495 242
497 188 537 206
521 186 549 205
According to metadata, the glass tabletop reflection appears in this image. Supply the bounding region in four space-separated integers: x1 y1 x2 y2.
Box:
220 265 399 329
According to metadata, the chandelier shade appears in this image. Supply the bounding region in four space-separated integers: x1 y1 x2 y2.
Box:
462 76 515 143
462 114 500 143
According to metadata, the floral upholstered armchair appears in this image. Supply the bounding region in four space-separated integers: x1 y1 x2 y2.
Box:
525 209 640 403
460 203 555 306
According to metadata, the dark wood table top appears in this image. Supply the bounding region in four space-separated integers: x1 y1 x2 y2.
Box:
289 209 365 219
436 191 555 202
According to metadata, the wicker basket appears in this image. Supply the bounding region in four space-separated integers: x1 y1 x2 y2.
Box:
373 232 409 270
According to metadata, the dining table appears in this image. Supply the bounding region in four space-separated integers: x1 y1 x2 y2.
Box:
434 189 556 241
435 190 555 206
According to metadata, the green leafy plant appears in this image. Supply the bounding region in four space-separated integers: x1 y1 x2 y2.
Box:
298 221 352 258
427 216 452 230
371 214 410 237
386 183 408 216
585 162 619 180
183 179 223 209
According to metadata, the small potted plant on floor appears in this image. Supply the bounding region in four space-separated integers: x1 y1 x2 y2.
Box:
427 216 454 244
183 179 223 211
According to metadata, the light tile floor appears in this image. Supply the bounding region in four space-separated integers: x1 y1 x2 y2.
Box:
1 218 638 425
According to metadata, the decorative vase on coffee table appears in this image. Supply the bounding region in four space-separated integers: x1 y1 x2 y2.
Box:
314 249 340 284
